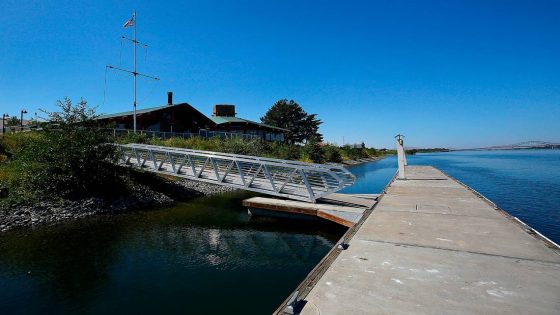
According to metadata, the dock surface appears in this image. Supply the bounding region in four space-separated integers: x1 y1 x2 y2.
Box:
294 166 560 314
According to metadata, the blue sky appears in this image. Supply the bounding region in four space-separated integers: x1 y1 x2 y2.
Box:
1 0 558 148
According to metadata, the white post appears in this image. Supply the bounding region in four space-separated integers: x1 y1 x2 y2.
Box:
396 135 406 179
403 143 408 166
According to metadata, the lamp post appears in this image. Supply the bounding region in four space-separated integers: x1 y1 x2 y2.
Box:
2 114 8 135
20 109 28 129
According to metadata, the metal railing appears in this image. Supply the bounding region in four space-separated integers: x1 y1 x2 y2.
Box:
109 128 261 141
116 143 355 202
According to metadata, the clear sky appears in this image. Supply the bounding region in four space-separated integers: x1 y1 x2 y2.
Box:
1 0 558 148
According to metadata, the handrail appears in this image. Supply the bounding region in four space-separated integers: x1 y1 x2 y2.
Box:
116 143 355 203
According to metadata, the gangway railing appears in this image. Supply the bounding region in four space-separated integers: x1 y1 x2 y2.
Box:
116 143 355 202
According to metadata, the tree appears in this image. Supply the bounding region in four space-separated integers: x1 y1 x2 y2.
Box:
6 116 19 127
9 98 125 200
261 99 323 144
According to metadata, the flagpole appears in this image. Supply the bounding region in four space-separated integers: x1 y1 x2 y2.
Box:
133 10 137 133
107 11 159 130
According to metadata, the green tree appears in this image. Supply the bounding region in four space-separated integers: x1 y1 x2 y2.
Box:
8 98 125 200
6 116 19 127
260 99 323 144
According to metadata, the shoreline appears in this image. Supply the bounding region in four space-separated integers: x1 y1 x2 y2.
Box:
0 178 234 233
0 156 387 233
341 155 387 166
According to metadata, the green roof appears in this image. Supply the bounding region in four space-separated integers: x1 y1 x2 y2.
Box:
210 116 288 131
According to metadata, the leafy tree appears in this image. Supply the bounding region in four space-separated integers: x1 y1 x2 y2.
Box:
261 99 323 144
7 98 125 200
6 116 20 127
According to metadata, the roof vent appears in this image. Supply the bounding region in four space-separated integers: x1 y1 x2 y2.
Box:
213 104 236 117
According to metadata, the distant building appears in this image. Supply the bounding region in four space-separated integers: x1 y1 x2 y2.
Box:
210 104 286 142
96 92 215 133
95 94 286 142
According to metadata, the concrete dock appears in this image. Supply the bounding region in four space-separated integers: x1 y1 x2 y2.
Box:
278 166 560 314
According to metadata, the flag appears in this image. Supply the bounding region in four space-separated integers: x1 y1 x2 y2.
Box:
123 17 134 28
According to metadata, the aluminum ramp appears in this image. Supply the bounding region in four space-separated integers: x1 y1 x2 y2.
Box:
116 143 355 202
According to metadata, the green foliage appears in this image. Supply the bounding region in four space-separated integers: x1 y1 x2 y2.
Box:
260 99 323 144
6 116 20 127
115 134 387 165
323 145 343 163
302 137 325 163
1 98 125 201
116 132 150 144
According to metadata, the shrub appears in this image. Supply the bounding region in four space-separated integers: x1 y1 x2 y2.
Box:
302 137 325 163
324 145 343 163
4 98 126 201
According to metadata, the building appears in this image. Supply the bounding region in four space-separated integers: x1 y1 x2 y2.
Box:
95 94 286 142
210 104 286 142
96 92 215 133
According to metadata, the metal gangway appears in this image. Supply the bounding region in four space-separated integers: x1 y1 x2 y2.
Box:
116 143 355 203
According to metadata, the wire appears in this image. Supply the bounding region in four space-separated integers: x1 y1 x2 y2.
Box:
137 78 160 104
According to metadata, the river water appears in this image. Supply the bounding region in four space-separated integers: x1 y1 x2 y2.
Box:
1 149 558 314
341 149 560 243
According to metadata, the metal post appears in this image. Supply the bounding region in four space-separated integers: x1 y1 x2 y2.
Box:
396 134 406 180
20 109 27 129
133 10 137 133
2 114 6 135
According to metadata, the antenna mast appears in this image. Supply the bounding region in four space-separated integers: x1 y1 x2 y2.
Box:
107 10 160 133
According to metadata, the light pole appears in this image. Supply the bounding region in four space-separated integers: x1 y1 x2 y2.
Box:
20 109 28 129
34 112 38 128
2 114 8 135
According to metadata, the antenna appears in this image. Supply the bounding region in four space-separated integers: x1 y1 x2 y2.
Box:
107 10 160 133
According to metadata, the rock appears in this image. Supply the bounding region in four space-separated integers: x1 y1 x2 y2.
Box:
0 178 238 233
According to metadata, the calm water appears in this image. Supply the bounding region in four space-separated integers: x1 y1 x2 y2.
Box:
342 150 560 243
1 149 558 314
408 150 560 243
0 192 346 315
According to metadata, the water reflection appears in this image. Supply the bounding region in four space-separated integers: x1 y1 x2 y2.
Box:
0 191 346 315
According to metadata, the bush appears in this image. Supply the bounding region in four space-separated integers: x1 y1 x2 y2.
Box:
3 98 126 201
324 145 343 163
115 131 388 164
302 137 325 163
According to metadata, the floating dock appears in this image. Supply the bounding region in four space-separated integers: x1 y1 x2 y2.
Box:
273 166 560 315
243 193 378 227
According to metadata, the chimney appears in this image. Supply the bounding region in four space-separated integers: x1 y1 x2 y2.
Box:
213 104 236 117
167 92 173 106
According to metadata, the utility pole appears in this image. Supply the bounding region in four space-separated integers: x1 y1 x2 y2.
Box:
2 114 8 135
20 109 27 129
107 10 159 133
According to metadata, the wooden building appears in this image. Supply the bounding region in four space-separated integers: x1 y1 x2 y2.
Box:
96 93 215 133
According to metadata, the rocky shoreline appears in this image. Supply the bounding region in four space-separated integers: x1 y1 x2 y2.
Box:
0 178 235 233
341 155 386 166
